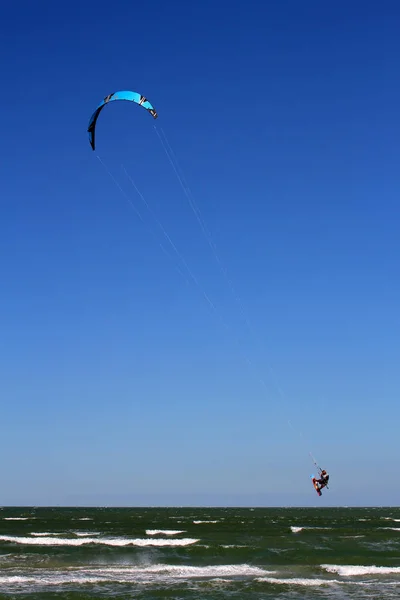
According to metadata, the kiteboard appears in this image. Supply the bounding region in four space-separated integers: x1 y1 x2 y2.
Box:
311 476 322 496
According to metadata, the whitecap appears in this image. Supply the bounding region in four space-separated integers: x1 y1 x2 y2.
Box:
321 564 400 576
0 534 199 547
0 563 273 587
257 576 341 586
146 530 185 536
193 520 218 524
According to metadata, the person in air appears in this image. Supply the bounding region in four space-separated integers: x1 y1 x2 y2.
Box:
316 470 329 493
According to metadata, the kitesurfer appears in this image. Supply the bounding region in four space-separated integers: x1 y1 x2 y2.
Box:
315 470 329 494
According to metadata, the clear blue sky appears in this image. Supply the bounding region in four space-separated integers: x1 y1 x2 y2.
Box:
1 0 399 506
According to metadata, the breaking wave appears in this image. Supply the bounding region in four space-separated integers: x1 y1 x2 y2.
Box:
0 535 199 547
146 529 185 536
0 563 272 586
321 564 400 576
290 526 303 533
193 520 219 524
257 576 341 586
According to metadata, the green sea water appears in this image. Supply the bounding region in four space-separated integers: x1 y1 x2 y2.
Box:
0 506 399 598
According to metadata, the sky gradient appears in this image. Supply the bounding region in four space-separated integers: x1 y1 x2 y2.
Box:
1 0 399 506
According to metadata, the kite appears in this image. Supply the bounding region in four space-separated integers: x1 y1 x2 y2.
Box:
87 90 158 150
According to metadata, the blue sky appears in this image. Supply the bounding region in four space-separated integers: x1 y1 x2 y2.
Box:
1 0 399 506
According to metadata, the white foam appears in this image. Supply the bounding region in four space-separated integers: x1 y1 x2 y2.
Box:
193 520 218 524
0 563 272 586
3 517 31 521
146 530 185 536
0 535 198 547
257 576 340 586
0 574 104 586
30 531 100 538
113 564 270 578
290 525 331 533
322 564 400 576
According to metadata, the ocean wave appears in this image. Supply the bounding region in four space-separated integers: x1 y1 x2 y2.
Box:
0 563 273 587
321 564 400 576
30 531 101 538
3 517 32 521
146 529 185 536
0 535 199 547
290 525 331 533
193 520 219 524
256 576 341 586
290 526 303 533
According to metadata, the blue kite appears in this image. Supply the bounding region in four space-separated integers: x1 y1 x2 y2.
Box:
87 90 158 150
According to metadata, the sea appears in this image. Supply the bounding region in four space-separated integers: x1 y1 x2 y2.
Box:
0 506 399 599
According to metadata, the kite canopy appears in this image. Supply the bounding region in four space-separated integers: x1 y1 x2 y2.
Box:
87 90 158 150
